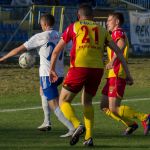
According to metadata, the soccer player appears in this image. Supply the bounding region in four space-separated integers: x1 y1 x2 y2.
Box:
49 4 133 146
0 13 75 137
100 12 150 136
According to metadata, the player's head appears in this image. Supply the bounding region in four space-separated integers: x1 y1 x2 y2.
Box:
40 13 55 31
77 3 93 21
106 12 124 32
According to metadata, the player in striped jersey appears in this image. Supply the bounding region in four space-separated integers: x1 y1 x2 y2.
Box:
100 12 150 136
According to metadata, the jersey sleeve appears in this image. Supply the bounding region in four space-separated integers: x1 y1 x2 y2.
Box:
61 23 74 43
23 33 47 50
112 30 125 42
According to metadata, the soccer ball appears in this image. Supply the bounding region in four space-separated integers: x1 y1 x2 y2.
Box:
19 52 35 69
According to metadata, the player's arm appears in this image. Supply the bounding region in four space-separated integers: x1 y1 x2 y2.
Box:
106 38 125 70
0 44 27 62
49 39 66 83
108 40 133 85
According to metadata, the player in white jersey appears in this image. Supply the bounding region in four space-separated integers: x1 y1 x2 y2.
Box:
0 14 75 137
23 17 64 131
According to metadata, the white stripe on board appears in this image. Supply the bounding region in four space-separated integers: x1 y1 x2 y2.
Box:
0 97 149 113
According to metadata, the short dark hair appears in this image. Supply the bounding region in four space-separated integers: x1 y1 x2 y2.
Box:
109 12 124 26
78 3 93 17
40 13 55 26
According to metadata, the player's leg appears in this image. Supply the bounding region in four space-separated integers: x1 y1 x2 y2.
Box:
59 67 87 129
106 97 139 135
100 94 109 110
118 105 150 135
38 87 51 131
47 97 75 134
40 76 75 135
82 89 94 146
100 95 125 124
114 78 138 135
82 68 104 146
59 87 81 128
109 96 135 126
60 68 90 145
42 77 75 131
101 78 129 126
59 87 85 143
101 77 138 135
118 105 148 121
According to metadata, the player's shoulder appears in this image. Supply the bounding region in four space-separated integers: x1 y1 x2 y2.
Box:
33 31 48 39
35 30 60 39
66 23 75 31
50 30 60 36
112 28 125 36
112 28 125 39
49 30 61 40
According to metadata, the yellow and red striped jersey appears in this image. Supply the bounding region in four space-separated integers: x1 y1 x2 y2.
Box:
106 28 129 79
62 20 112 68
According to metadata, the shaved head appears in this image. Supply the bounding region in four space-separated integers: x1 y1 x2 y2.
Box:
77 3 93 19
40 13 55 26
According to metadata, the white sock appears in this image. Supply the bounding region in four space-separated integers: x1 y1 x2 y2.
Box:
54 107 75 131
41 95 50 125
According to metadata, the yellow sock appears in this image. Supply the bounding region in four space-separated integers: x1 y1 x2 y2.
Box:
104 108 132 127
119 105 148 121
84 105 94 140
60 102 80 128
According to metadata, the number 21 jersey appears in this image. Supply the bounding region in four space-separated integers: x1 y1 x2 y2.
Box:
62 20 112 69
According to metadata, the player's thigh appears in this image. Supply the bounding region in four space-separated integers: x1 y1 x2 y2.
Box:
59 87 77 106
43 86 59 111
85 68 104 96
63 67 87 93
116 78 126 99
40 77 60 104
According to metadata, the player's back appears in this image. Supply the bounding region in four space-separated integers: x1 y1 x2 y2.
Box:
68 20 112 68
37 30 64 77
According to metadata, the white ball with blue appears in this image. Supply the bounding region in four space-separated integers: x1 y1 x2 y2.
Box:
19 52 35 69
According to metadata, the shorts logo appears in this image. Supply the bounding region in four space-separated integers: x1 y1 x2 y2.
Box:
109 86 115 94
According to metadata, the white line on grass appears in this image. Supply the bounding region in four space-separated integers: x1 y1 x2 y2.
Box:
0 97 149 113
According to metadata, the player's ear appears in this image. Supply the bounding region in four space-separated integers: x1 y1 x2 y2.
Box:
116 19 119 26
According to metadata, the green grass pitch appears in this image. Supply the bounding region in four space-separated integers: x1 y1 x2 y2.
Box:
0 58 150 149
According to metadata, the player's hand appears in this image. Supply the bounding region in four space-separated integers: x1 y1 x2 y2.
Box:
106 61 113 70
126 75 134 85
49 69 58 83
